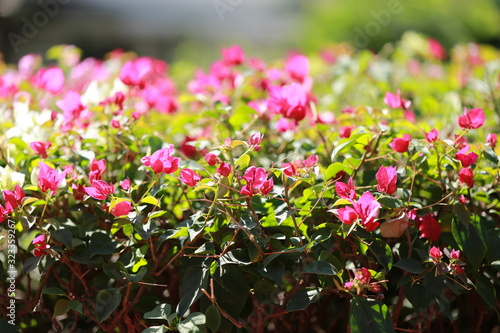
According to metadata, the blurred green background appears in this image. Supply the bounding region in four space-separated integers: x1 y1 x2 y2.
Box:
1 0 499 64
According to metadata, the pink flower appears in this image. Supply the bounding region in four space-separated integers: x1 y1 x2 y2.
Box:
486 133 497 148
141 145 180 174
119 57 166 88
429 246 442 260
454 135 467 149
458 168 475 187
384 90 411 110
32 234 50 258
268 83 308 121
221 45 245 66
337 191 381 231
3 184 25 210
240 167 273 196
260 178 274 195
0 203 12 223
355 267 371 284
304 155 318 168
111 119 121 129
248 133 263 151
89 158 106 183
120 178 131 190
282 163 298 177
459 195 467 204
340 126 354 139
178 168 201 187
418 214 441 241
456 146 478 168
428 38 446 61
30 140 52 158
335 177 356 201
38 162 66 195
179 137 199 159
33 67 65 94
204 153 220 166
276 118 297 132
216 162 232 177
425 129 439 143
450 249 460 260
376 166 398 195
458 108 485 130
84 180 115 200
344 281 355 289
285 54 309 82
389 134 411 153
111 201 132 217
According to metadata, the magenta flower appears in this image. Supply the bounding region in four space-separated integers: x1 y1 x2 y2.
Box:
340 126 354 139
240 167 273 196
428 38 446 60
304 155 318 168
429 246 443 260
89 158 107 183
384 90 411 110
30 140 52 158
216 162 232 177
458 168 475 188
141 145 180 174
32 234 50 258
456 146 478 168
178 168 202 187
275 118 297 133
3 184 25 210
221 45 245 66
417 214 441 242
33 67 65 94
425 129 439 143
285 54 309 82
450 249 460 260
38 162 66 195
389 134 412 153
486 133 497 148
248 133 263 151
111 201 132 217
282 163 298 177
376 166 398 195
337 191 381 231
355 267 371 284
204 153 220 166
335 177 356 201
0 204 12 223
119 57 165 88
84 180 115 200
260 178 274 195
268 83 308 121
458 108 485 129
120 178 131 190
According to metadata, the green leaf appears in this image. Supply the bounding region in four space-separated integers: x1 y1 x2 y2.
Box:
95 288 122 322
452 204 470 225
144 303 173 321
141 326 168 333
53 299 70 318
141 196 160 206
451 218 486 270
303 260 339 275
205 305 221 333
68 300 83 314
88 232 118 258
177 312 206 333
331 133 371 161
393 258 425 274
23 256 41 275
286 288 321 312
475 275 499 314
368 239 393 271
42 287 67 296
228 105 256 129
325 162 345 180
176 263 210 317
349 297 394 333
51 229 73 249
378 196 404 208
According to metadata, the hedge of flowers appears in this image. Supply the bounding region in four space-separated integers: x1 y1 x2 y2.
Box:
0 32 499 332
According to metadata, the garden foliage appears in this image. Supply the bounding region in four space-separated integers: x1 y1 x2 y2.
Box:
0 32 499 332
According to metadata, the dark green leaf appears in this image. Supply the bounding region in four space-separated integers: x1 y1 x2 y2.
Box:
177 312 206 333
88 233 118 258
42 287 67 296
176 264 209 317
51 229 73 249
451 218 486 270
452 204 470 225
205 304 221 333
475 275 499 314
393 258 425 274
378 196 404 208
349 297 394 333
369 239 393 271
286 288 321 312
68 300 83 314
23 256 40 275
144 303 172 320
53 299 70 318
303 260 339 275
95 288 122 322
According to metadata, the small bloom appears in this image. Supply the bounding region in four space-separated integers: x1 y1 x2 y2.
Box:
344 281 355 289
339 126 354 139
450 249 460 260
428 38 446 60
178 168 201 187
141 145 180 174
418 214 441 241
89 158 106 183
458 108 485 130
458 168 475 188
486 133 497 148
32 234 50 257
389 134 412 153
33 67 65 94
285 54 309 82
384 90 411 110
204 153 220 166
355 267 371 284
84 180 115 200
3 184 25 210
216 162 232 177
335 177 356 201
111 201 132 217
30 140 52 158
456 146 478 168
282 163 298 177
376 166 398 195
248 133 263 151
425 129 439 143
336 206 358 225
120 178 131 190
38 162 66 195
304 155 318 168
221 45 245 66
429 246 442 260
0 203 13 223
260 177 274 195
276 118 297 132
458 195 467 204
454 266 465 274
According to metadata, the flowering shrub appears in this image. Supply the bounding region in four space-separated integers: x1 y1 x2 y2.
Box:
0 33 499 332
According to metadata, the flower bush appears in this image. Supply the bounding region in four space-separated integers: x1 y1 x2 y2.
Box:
0 33 499 332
